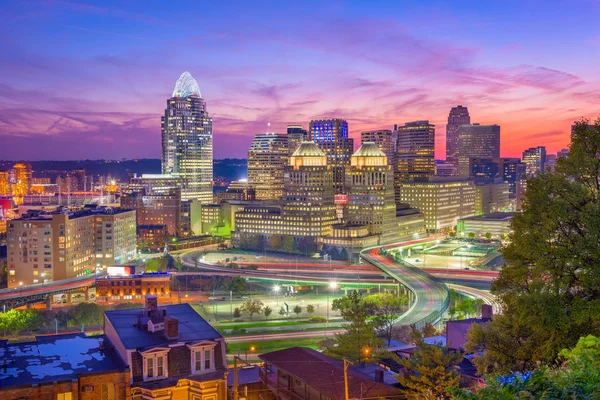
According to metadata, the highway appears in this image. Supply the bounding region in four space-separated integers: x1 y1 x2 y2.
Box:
226 329 344 344
360 240 451 329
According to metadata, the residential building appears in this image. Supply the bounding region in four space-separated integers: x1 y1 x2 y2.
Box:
247 133 289 200
360 130 395 166
6 207 136 287
457 124 500 177
445 105 471 170
104 297 228 400
545 153 557 171
394 121 435 201
522 146 546 177
458 212 514 238
0 334 130 400
286 124 307 155
398 178 476 231
309 119 354 193
259 347 401 400
161 72 213 203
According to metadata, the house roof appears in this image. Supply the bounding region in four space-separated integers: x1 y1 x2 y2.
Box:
259 347 402 400
227 365 261 386
104 303 221 350
0 334 126 388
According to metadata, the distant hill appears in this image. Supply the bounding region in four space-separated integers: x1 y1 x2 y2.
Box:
0 159 247 182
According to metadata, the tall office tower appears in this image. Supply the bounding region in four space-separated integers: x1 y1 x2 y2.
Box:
522 146 546 177
283 142 337 236
345 143 397 243
457 124 501 177
446 105 471 169
0 170 9 196
545 153 557 172
394 121 435 201
11 163 32 197
161 71 213 203
500 158 527 198
247 133 289 200
360 130 395 166
308 119 354 194
286 125 307 155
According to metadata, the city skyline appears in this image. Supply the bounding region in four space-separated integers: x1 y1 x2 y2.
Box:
1 1 599 160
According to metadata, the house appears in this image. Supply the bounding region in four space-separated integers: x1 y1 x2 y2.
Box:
104 294 229 400
0 333 130 400
259 347 402 400
227 364 264 400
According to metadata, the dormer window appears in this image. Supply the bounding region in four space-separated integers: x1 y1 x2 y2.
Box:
141 348 169 381
188 341 217 374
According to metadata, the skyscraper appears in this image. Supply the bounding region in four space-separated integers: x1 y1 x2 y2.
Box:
394 121 435 201
247 133 289 200
286 125 307 155
360 130 394 167
457 124 500 177
161 72 213 203
308 119 354 194
446 105 471 170
522 146 546 177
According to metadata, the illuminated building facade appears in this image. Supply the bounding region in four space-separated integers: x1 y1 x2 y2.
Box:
522 146 546 177
247 133 289 200
287 124 307 155
161 71 213 203
398 178 476 231
7 207 136 287
457 124 500 177
214 180 255 202
474 180 512 214
446 105 471 170
308 119 354 193
360 130 395 166
395 121 435 179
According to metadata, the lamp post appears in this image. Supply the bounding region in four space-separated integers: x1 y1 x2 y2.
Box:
273 285 280 307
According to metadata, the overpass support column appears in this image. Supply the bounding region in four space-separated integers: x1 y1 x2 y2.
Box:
26 303 32 310
85 289 89 301
46 297 52 310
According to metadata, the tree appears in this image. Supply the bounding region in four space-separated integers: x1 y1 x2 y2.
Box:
145 257 168 272
67 303 104 327
240 299 263 320
392 325 412 344
279 306 287 317
268 235 282 251
365 292 407 345
263 305 272 320
325 291 385 363
467 232 475 239
0 309 43 335
449 232 456 238
293 305 302 318
306 304 315 315
421 322 437 337
397 331 463 400
233 307 241 319
485 232 492 239
465 119 600 374
282 235 295 254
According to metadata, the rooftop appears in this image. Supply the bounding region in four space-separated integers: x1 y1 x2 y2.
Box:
259 347 401 400
226 365 261 386
172 71 202 98
461 212 515 221
0 334 126 388
292 141 326 157
104 303 222 350
353 142 386 158
16 206 134 221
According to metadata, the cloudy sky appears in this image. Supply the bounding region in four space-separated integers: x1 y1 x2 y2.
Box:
1 0 599 160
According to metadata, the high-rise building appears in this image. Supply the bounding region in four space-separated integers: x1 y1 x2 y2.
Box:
545 153 557 172
457 124 500 177
557 148 569 159
500 158 527 198
398 178 476 231
7 207 136 287
522 146 546 177
446 105 471 170
247 133 289 200
286 125 307 155
394 121 435 201
161 72 213 203
475 180 511 214
345 143 399 243
308 119 354 194
360 130 395 166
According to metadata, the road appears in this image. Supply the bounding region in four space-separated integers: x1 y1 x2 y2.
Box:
226 329 344 343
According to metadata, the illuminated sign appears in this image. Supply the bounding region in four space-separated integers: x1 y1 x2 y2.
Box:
334 194 348 205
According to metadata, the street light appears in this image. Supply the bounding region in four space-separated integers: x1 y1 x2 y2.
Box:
273 285 280 306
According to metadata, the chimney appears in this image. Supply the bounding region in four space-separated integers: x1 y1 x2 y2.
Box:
164 316 179 340
481 304 493 320
145 294 158 312
374 369 384 383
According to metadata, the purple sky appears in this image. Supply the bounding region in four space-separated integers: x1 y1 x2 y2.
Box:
1 0 599 160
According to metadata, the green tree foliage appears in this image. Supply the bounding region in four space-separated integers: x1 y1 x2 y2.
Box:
397 331 463 400
67 303 105 326
0 261 7 288
263 305 272 320
467 232 475 238
365 292 407 345
454 335 600 399
392 324 413 344
465 119 600 374
306 304 315 314
268 235 282 251
279 306 286 317
0 309 44 335
421 322 437 337
485 232 492 239
325 291 385 363
282 235 295 254
240 299 263 320
145 257 168 272
293 305 302 318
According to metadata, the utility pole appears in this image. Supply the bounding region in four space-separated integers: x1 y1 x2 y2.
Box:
233 356 239 400
343 358 351 400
